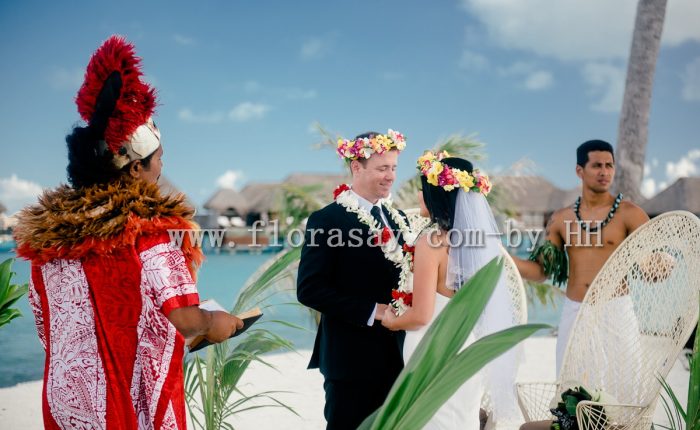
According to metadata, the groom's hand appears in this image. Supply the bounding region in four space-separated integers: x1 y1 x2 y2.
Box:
374 304 388 321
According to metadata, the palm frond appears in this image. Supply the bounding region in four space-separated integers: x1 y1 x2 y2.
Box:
185 246 303 429
232 247 301 314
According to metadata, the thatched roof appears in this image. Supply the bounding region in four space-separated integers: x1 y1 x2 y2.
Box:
496 176 579 213
240 183 282 214
239 173 351 214
203 188 249 215
642 177 700 216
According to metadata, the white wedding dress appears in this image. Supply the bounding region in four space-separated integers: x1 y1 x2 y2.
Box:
403 287 483 430
401 190 522 430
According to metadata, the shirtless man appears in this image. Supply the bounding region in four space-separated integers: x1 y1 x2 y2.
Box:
513 139 649 373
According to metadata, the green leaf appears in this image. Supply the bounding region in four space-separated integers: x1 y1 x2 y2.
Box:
394 324 547 430
0 284 29 313
0 258 13 292
366 257 550 430
0 308 22 328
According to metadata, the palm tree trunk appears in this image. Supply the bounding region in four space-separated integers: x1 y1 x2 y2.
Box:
614 0 667 203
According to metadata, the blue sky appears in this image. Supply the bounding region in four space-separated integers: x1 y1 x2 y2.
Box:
1 0 699 213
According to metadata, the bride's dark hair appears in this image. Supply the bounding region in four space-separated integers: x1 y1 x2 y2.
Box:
420 157 474 231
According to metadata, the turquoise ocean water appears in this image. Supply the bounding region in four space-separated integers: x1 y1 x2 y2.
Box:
0 250 562 388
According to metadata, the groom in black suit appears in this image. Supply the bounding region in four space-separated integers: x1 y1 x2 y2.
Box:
297 131 407 430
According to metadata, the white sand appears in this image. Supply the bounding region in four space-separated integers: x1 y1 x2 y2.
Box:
0 337 689 429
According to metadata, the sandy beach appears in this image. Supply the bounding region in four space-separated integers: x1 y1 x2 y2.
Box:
0 337 689 429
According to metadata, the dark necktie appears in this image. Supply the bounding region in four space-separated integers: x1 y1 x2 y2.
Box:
370 205 386 228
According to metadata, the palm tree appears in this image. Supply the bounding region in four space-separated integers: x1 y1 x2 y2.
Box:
614 0 668 202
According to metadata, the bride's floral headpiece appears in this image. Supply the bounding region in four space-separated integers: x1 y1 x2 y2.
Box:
417 150 492 195
336 129 406 161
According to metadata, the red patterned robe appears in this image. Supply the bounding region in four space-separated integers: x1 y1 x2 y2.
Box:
14 180 203 430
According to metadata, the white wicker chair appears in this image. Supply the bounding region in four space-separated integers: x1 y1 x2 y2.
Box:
517 210 700 429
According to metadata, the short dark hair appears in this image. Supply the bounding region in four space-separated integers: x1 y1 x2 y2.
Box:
420 157 474 231
576 139 614 167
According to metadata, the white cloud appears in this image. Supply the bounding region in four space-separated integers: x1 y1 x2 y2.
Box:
462 0 636 61
0 175 44 214
498 62 534 77
665 149 700 183
216 170 244 190
173 34 196 46
497 62 553 91
582 63 625 113
48 67 83 91
682 57 700 102
300 38 328 60
640 177 657 199
179 103 272 124
178 108 225 124
461 0 700 62
644 149 700 197
662 0 700 47
459 49 490 71
524 70 554 91
229 102 270 122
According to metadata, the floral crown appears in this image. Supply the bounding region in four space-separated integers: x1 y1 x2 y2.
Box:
417 150 492 195
336 129 406 161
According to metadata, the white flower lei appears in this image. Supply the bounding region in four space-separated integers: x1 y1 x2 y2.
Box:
334 187 415 315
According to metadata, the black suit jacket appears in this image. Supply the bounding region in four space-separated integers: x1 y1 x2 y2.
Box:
297 201 406 380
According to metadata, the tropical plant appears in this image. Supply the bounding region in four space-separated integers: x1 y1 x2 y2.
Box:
614 0 667 202
358 257 550 430
657 306 700 430
0 258 28 329
278 183 324 236
525 280 565 308
184 247 303 430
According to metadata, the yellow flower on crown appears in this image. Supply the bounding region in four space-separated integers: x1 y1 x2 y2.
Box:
426 162 443 185
454 169 475 189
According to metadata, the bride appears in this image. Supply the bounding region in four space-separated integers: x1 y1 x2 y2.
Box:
381 152 521 430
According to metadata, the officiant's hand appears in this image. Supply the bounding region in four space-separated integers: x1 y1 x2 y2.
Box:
205 311 244 343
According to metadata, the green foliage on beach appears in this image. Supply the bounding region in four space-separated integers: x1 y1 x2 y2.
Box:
0 258 28 329
279 184 323 235
358 257 549 430
184 248 303 430
657 308 700 430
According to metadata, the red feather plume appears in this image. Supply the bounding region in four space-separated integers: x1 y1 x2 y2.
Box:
75 35 156 154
